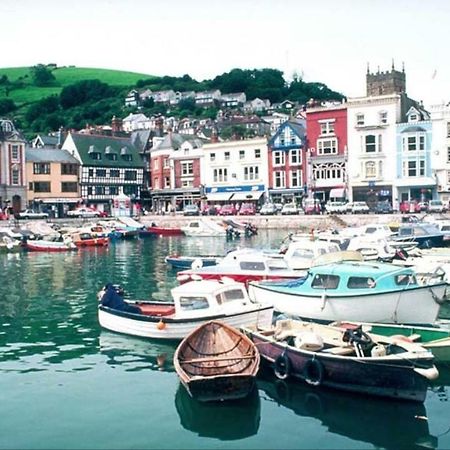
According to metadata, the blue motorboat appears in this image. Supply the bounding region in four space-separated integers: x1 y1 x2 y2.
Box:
394 223 445 249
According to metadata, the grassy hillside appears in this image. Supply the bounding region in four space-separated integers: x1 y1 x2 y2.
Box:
0 66 153 106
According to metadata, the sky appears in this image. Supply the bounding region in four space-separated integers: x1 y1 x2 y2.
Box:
1 0 448 108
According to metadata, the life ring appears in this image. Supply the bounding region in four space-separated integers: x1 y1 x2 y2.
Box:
303 358 324 386
273 352 291 380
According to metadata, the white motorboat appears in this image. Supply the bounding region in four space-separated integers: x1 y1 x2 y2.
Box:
181 218 226 237
98 278 273 340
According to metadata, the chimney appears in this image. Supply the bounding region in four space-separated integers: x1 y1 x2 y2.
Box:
111 115 123 134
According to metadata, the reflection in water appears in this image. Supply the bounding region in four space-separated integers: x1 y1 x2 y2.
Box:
174 383 261 440
98 331 177 372
257 369 437 450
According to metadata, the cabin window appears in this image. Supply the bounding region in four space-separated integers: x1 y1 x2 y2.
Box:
395 274 417 286
179 296 209 310
291 249 314 259
311 274 339 289
240 261 265 271
347 277 376 289
217 289 246 304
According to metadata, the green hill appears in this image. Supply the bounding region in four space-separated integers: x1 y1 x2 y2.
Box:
0 66 154 106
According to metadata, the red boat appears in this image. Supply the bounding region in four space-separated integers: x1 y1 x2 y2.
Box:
72 232 109 247
139 226 184 237
25 239 77 252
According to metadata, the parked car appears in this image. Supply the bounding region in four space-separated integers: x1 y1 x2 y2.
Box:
427 200 446 213
238 203 256 215
274 203 283 214
373 201 393 214
16 209 49 220
350 201 370 214
259 203 278 215
201 205 218 216
183 204 200 216
303 199 321 215
218 204 237 216
281 203 299 215
325 201 347 214
67 207 102 218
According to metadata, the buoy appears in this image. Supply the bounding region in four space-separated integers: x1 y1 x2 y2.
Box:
157 320 166 330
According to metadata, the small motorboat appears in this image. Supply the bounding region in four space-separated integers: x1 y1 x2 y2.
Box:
24 238 77 252
71 232 109 247
242 319 439 402
97 278 273 340
332 320 450 363
173 320 260 402
139 225 184 237
165 254 222 270
248 260 448 325
181 218 227 237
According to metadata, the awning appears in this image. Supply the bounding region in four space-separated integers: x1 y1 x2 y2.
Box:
206 192 234 202
231 191 264 201
329 188 346 198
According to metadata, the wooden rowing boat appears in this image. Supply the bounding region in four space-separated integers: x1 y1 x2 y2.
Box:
173 321 260 402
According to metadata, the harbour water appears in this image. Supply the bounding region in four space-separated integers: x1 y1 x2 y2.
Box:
1 230 450 449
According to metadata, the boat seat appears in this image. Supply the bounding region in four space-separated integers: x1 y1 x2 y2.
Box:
321 345 355 355
138 303 176 316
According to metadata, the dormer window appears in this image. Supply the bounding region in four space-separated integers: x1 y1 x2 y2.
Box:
88 145 101 160
409 114 418 122
120 146 132 161
356 114 365 126
105 146 117 161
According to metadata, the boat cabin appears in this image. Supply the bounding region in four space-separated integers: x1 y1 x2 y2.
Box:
283 239 341 270
276 261 419 296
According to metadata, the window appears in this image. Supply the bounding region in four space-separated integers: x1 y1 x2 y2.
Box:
320 121 335 135
163 158 169 168
95 186 105 195
213 168 228 182
33 163 50 175
109 186 119 195
290 149 301 164
11 145 20 161
181 179 193 188
317 138 337 155
313 162 345 181
311 274 339 289
96 169 106 177
224 151 230 160
365 135 376 153
153 177 159 189
240 261 265 271
61 182 78 193
181 162 193 176
365 161 376 178
61 164 78 175
273 151 285 166
244 166 259 181
402 160 425 177
164 177 170 188
124 170 137 181
179 296 209 311
110 169 120 178
379 111 388 124
34 181 50 192
356 114 365 126
403 134 425 152
106 153 117 161
11 169 20 185
239 150 245 159
395 274 417 286
254 149 261 159
88 169 94 177
218 289 245 303
409 114 418 122
274 171 285 188
447 122 450 138
447 147 450 163
210 153 216 162
291 170 302 187
153 159 159 170
90 152 101 160
121 154 132 162
347 277 376 289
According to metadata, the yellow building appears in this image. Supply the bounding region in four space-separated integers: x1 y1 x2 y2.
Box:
25 148 81 218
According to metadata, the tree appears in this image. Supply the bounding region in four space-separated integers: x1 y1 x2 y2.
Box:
60 80 115 109
30 64 56 87
0 98 16 115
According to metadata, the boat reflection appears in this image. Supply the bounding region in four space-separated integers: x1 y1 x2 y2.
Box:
174 383 260 440
257 369 437 450
430 363 450 402
98 331 177 372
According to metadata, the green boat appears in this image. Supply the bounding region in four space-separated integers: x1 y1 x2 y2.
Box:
332 321 450 363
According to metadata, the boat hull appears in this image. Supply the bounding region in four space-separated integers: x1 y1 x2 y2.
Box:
25 241 77 252
247 331 431 402
74 237 109 247
166 256 220 270
140 227 184 237
248 282 446 325
98 305 273 340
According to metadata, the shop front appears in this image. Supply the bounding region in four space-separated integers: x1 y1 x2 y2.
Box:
151 188 201 214
206 184 266 208
268 187 305 206
352 184 393 209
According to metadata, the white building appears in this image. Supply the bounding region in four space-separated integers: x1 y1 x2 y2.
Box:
200 137 269 204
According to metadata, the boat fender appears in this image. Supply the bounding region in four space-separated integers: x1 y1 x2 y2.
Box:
320 292 327 310
191 258 203 270
303 357 324 387
414 365 439 381
157 319 166 330
273 351 291 380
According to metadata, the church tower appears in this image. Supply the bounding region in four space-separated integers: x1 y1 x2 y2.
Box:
366 61 406 96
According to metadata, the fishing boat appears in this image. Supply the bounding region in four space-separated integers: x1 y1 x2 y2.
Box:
24 238 77 252
165 254 222 270
393 223 445 249
178 248 302 286
139 225 184 237
71 232 109 247
173 320 260 402
248 260 448 325
332 320 450 363
242 319 438 402
97 278 273 340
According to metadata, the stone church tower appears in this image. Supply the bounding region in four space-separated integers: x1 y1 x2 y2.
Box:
366 61 406 96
